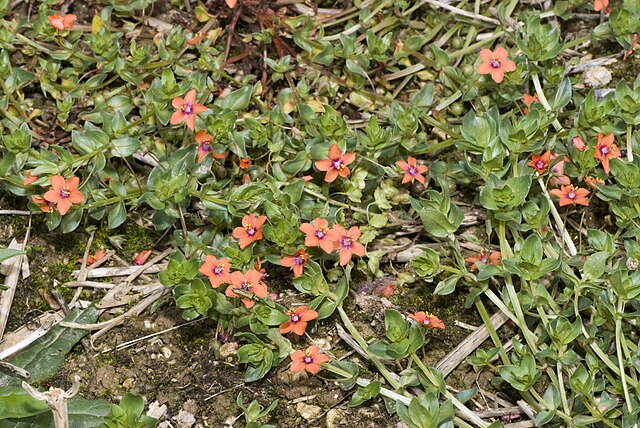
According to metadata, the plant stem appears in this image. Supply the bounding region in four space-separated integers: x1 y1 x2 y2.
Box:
303 188 369 216
627 124 634 162
474 298 510 364
531 73 562 132
615 299 633 414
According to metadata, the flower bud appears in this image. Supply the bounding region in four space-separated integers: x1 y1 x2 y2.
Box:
572 136 586 152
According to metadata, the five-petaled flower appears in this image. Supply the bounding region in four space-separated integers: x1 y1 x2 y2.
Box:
43 175 85 215
299 218 338 254
396 156 429 184
465 251 501 270
550 185 590 206
594 133 620 174
280 306 318 336
233 214 267 249
32 195 56 213
528 150 551 174
477 47 516 84
407 311 445 329
48 13 76 30
226 269 268 308
332 225 366 266
170 89 208 131
195 130 225 163
290 345 329 374
522 93 540 114
550 154 571 187
314 144 356 182
572 136 586 152
199 255 231 288
280 249 310 277
586 176 605 189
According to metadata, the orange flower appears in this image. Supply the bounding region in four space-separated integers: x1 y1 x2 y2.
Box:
279 306 318 336
572 136 586 152
48 13 76 30
78 250 106 266
23 171 38 186
332 225 366 266
290 345 329 374
477 47 516 84
299 218 339 254
280 249 310 277
225 0 238 7
407 311 445 329
195 130 225 162
528 150 551 174
594 0 609 11
594 133 620 174
396 156 429 184
314 144 356 182
465 251 501 270
232 214 267 249
43 175 85 215
31 195 55 213
522 93 540 114
226 269 268 308
586 176 605 189
550 155 571 187
186 33 203 46
550 185 590 206
170 89 208 131
199 256 231 288
132 250 153 266
239 158 251 169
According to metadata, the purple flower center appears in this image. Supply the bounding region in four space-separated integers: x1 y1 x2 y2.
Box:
536 160 545 170
340 237 352 249
315 229 326 239
213 266 223 275
291 314 300 323
407 166 418 176
568 190 576 199
423 318 431 325
303 356 313 364
182 103 193 115
293 255 305 265
59 188 70 199
490 59 501 69
600 146 610 155
332 160 343 170
200 143 212 153
246 227 256 236
240 281 251 291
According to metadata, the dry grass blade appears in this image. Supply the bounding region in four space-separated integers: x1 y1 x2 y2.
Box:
435 311 510 377
0 221 30 340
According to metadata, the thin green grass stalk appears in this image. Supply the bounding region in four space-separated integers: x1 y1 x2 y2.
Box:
531 73 563 132
628 124 634 162
498 222 540 353
474 298 510 364
616 299 633 414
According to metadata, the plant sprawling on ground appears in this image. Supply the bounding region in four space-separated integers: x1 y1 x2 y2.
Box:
1 0 640 426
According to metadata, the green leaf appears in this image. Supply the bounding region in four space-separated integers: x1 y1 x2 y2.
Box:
110 137 140 158
0 249 24 264
0 306 101 387
552 78 572 110
254 306 290 326
107 201 127 229
384 309 409 342
216 86 253 111
0 387 49 419
348 381 381 407
0 395 111 428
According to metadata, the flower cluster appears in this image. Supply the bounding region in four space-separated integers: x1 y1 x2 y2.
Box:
29 175 85 216
528 133 619 208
